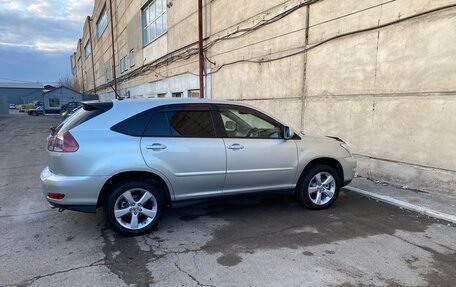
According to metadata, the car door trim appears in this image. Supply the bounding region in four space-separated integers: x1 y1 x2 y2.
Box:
226 167 294 174
174 170 226 177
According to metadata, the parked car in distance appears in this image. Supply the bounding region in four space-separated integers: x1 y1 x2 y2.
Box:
9 104 16 109
60 101 80 115
28 106 45 116
62 105 82 120
41 99 357 236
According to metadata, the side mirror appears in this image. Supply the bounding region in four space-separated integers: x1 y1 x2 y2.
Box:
283 126 294 140
224 120 237 132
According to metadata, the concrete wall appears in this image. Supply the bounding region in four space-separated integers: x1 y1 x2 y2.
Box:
0 96 9 115
70 0 456 195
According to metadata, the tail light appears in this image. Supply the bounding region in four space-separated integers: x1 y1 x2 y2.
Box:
47 131 79 152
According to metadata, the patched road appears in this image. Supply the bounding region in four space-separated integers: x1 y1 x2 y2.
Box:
0 113 455 287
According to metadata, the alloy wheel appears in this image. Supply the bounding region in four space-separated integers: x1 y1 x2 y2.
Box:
114 188 158 230
307 171 336 205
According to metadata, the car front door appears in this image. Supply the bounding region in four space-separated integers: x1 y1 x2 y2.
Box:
215 105 298 195
140 104 226 201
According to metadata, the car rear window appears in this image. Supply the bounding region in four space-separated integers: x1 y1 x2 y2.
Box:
54 102 112 134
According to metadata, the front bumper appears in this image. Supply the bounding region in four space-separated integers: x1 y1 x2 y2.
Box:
40 166 109 213
340 156 357 185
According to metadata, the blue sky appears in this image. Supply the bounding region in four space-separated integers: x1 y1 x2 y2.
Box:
0 0 93 84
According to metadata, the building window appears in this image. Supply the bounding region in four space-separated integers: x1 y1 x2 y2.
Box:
188 89 200 98
142 0 167 46
172 92 183 98
49 98 60 108
157 93 166 98
129 49 135 67
120 56 129 73
97 7 108 39
84 41 92 59
77 57 82 70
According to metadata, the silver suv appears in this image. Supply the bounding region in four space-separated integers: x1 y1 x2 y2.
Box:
41 99 356 235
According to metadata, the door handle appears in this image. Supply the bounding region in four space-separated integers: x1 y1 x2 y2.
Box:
146 143 167 150
227 143 244 150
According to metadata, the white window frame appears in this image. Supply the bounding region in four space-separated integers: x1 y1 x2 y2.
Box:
129 49 135 67
142 0 167 46
96 7 108 39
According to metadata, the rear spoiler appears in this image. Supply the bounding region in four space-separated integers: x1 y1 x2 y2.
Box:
82 101 113 112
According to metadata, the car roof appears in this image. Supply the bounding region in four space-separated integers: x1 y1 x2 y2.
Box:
110 98 253 109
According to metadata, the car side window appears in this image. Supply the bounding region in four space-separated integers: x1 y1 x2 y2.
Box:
111 111 152 137
219 107 282 139
168 111 215 137
143 112 170 137
143 110 216 137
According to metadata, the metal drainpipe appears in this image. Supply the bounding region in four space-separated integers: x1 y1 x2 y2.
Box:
87 16 97 95
109 0 118 98
78 39 85 93
198 0 204 99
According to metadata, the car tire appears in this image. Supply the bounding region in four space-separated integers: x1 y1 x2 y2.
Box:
31 112 37 116
104 180 164 236
297 164 341 210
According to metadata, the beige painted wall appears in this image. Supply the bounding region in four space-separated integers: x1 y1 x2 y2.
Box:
71 0 456 195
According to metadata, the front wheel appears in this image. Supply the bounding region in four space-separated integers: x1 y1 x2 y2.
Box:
297 164 341 210
104 180 164 236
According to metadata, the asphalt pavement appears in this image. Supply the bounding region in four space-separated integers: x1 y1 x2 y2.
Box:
0 111 455 287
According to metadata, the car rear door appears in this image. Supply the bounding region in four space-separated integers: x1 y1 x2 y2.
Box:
215 104 298 195
140 104 226 201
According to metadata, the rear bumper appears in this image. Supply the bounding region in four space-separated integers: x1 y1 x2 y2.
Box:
40 166 108 213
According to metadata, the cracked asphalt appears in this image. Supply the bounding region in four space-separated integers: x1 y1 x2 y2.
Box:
0 112 455 287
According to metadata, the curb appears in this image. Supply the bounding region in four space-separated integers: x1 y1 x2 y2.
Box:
344 186 456 224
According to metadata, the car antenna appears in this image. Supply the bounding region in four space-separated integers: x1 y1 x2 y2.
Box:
110 85 124 100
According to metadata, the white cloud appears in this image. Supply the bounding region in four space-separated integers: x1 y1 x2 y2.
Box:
26 0 56 17
0 0 94 53
66 0 93 22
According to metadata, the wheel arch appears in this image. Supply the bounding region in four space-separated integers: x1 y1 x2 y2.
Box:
296 157 344 188
97 171 173 208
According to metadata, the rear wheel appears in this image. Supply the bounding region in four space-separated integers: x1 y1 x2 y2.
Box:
104 180 164 236
297 164 341 210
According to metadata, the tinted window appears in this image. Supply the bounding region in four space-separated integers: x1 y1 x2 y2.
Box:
168 111 215 137
143 112 170 137
111 111 152 136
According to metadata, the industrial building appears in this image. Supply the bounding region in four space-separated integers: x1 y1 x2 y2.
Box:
0 82 44 105
70 0 456 195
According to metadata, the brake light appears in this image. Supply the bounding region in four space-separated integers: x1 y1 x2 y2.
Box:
48 193 65 200
47 131 79 152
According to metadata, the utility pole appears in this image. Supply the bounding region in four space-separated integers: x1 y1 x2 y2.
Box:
109 0 118 98
78 39 85 93
198 0 204 98
87 16 97 95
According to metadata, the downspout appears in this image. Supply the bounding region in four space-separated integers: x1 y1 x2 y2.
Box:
109 0 118 98
198 0 204 99
87 16 97 95
78 39 85 93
